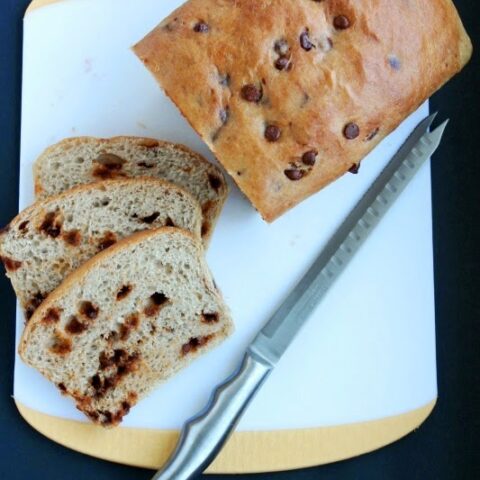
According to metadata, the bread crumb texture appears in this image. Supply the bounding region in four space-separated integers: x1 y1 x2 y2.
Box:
0 179 202 321
20 228 233 427
33 136 228 242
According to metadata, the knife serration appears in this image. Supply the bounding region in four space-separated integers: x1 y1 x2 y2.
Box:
250 114 448 366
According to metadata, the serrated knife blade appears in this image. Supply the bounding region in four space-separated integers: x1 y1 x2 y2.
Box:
250 113 447 365
152 113 448 480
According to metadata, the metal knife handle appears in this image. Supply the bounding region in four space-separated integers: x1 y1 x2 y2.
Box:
151 351 272 480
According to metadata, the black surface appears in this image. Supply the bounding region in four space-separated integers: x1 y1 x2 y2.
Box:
1 1 479 479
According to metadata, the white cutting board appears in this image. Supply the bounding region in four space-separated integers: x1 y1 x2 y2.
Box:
14 0 437 472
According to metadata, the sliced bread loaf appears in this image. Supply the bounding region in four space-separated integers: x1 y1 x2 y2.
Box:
33 137 229 243
0 178 202 321
19 227 233 427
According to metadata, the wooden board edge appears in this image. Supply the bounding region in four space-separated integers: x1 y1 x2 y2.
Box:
15 399 436 474
25 0 64 15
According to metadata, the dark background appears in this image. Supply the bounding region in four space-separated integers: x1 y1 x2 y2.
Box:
1 1 478 478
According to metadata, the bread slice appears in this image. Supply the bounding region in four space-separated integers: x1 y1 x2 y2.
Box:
0 178 202 321
19 228 233 427
33 137 229 243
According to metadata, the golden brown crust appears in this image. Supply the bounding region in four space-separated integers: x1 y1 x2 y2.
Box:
19 227 201 357
133 0 472 221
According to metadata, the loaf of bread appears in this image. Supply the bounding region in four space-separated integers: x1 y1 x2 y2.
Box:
33 137 228 242
133 0 472 221
0 178 202 321
19 227 233 427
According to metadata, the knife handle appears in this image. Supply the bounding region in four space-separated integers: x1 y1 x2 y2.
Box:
151 351 272 480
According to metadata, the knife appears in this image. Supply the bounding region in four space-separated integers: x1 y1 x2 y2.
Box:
151 113 448 480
